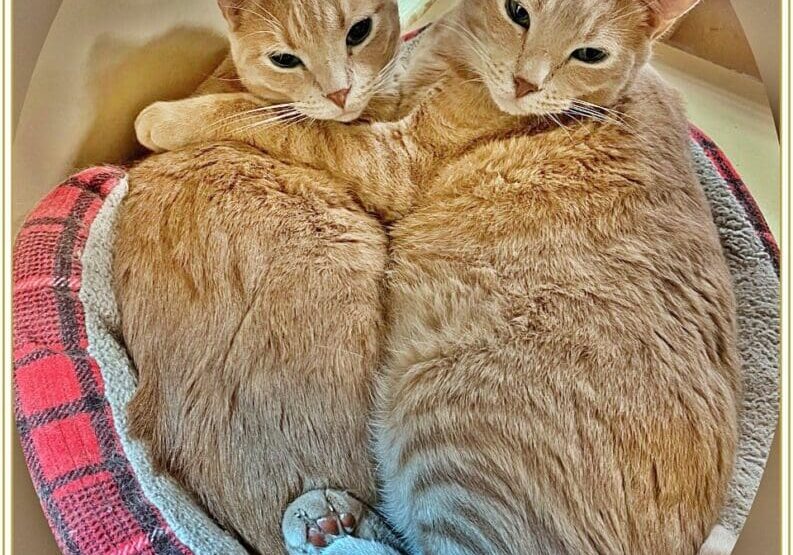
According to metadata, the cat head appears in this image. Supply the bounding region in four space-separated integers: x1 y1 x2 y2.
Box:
444 0 700 116
219 0 401 122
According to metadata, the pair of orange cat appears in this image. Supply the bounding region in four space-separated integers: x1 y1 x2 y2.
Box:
114 1 740 553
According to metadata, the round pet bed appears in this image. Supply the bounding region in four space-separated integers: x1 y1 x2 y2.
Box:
13 128 780 554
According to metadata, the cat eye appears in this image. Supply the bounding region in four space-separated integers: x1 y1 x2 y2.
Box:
505 0 531 29
269 53 303 69
347 17 373 47
571 48 609 64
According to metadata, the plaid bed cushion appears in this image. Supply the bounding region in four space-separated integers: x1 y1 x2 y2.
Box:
13 168 193 555
689 126 779 273
12 129 780 554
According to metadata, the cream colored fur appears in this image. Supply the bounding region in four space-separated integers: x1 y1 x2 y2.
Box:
113 1 402 553
135 0 740 553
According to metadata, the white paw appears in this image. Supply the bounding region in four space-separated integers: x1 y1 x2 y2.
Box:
282 489 367 554
135 101 192 153
283 489 404 555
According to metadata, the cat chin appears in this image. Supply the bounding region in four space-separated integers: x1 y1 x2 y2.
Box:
335 110 365 123
490 94 570 118
298 107 365 123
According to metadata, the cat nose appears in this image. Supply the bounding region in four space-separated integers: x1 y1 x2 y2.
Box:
514 77 539 99
326 88 351 109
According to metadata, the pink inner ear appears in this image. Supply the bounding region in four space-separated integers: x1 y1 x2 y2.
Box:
641 0 700 38
218 0 242 27
646 0 701 21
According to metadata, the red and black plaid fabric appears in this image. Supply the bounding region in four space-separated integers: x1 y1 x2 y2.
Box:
690 125 780 273
13 167 193 555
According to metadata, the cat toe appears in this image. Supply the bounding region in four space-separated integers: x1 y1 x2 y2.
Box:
307 525 330 548
324 489 365 531
317 516 341 536
283 489 403 554
340 512 357 533
282 489 365 554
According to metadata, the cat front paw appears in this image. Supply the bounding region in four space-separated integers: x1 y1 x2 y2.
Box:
135 101 194 153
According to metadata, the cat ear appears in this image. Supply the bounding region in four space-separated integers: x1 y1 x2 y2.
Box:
642 0 701 39
218 0 244 30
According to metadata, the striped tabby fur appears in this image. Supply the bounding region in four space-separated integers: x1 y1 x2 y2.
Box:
135 0 739 553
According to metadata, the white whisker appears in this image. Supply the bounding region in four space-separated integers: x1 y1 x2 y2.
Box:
238 29 281 41
547 113 574 142
231 111 306 135
206 103 298 133
567 105 654 148
233 5 283 30
210 76 244 82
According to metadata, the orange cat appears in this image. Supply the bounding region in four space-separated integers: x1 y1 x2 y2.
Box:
137 0 740 553
113 1 404 553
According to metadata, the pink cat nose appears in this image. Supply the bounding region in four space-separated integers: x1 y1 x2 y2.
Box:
514 77 539 99
326 88 351 109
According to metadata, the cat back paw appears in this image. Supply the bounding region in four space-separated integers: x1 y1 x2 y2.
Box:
283 489 400 554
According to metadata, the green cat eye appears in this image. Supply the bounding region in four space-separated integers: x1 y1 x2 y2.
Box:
505 0 531 29
269 53 303 69
347 17 373 47
571 48 609 64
